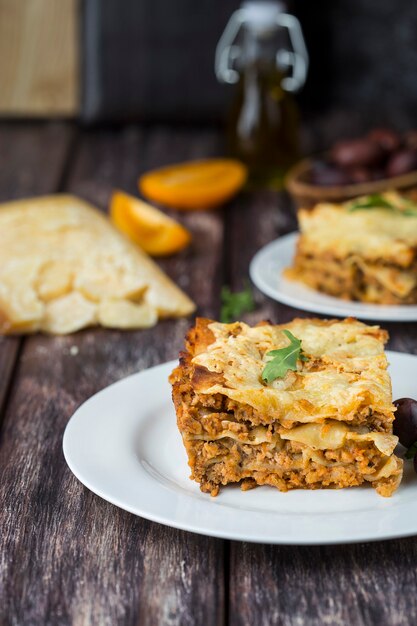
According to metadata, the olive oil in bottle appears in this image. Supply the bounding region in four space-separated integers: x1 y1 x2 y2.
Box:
216 1 308 189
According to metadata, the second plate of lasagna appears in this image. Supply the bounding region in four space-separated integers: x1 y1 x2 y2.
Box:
250 192 417 321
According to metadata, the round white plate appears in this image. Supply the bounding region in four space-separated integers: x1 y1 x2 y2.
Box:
250 232 417 321
63 353 417 545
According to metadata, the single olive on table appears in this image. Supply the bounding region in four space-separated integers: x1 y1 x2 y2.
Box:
393 397 417 473
309 127 417 187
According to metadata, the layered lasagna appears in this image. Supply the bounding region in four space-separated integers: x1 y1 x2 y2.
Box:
285 191 417 304
170 317 403 497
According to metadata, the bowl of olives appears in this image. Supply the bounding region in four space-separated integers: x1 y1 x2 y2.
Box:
286 128 417 207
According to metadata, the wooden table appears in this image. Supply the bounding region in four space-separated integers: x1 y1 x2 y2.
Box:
1 121 417 626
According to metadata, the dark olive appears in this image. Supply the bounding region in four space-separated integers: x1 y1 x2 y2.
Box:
393 398 417 448
386 149 417 178
368 128 401 153
371 169 386 181
414 454 417 475
331 139 384 168
404 130 417 150
310 163 351 186
347 167 371 184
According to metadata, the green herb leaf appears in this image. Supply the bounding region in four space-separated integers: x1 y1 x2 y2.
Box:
402 207 417 217
405 441 417 459
220 283 255 323
348 194 395 211
348 193 417 216
262 330 309 383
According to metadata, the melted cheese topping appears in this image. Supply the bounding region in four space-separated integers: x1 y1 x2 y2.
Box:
193 425 280 445
192 420 398 456
298 192 417 266
352 256 416 297
279 421 397 456
192 319 393 423
364 456 399 481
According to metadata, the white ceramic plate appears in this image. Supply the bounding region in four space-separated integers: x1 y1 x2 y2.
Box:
63 353 417 545
250 232 417 321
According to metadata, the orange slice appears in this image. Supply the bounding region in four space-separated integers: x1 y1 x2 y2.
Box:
139 158 247 210
110 191 191 257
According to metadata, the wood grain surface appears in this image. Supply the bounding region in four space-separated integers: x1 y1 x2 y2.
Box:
0 125 225 626
0 123 73 423
229 538 417 626
1 122 417 626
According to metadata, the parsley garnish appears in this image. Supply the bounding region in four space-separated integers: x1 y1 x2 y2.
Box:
262 330 308 384
220 283 255 323
348 194 417 216
405 441 417 459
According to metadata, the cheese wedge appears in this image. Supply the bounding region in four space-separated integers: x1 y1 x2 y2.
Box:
0 194 195 334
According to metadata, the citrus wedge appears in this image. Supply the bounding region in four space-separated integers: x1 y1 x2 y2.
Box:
139 158 247 210
110 191 191 257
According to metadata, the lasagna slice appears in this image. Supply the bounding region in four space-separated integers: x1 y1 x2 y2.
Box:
285 191 417 304
170 317 403 497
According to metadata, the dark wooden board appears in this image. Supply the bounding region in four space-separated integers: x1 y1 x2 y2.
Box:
2 121 417 626
0 126 225 626
225 187 307 329
0 330 225 626
229 538 417 626
0 122 74 423
0 339 20 418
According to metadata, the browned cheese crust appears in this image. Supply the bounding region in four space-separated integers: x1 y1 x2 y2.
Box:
170 318 403 498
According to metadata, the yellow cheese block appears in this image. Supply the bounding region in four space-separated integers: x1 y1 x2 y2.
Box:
0 194 195 334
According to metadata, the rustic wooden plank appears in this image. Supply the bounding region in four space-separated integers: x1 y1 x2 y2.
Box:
0 0 79 116
0 126 225 626
229 538 417 626
384 322 417 355
0 122 74 420
0 339 21 415
0 335 225 626
225 188 304 326
0 122 74 200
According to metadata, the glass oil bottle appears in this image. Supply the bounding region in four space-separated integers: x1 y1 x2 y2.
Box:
215 1 308 189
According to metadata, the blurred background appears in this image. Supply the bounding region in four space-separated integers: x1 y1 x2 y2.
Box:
1 0 416 132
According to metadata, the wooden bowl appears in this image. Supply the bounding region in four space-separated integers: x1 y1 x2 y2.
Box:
285 156 417 208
